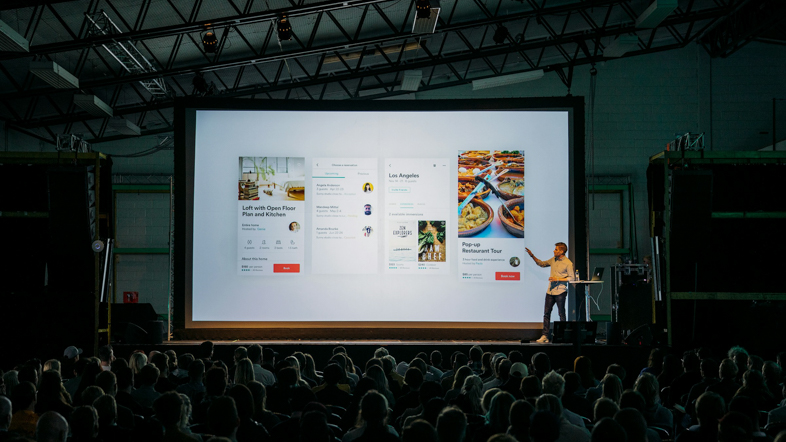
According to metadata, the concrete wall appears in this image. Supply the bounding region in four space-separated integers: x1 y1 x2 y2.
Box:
5 41 785 320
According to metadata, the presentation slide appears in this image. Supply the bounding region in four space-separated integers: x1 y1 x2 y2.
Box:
190 108 571 325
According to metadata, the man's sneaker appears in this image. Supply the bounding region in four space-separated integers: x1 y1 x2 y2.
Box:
535 335 549 343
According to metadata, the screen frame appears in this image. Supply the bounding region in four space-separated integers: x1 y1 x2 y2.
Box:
174 97 586 340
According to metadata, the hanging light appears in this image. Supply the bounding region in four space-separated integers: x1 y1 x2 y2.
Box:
415 0 431 19
202 30 218 53
492 25 508 44
277 15 292 41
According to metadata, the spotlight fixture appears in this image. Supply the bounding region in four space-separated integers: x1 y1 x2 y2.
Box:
415 0 431 19
492 26 508 44
202 30 218 53
29 61 79 89
472 70 544 91
277 15 292 41
0 19 29 52
74 94 113 117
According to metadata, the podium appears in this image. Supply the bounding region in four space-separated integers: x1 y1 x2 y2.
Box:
568 280 604 321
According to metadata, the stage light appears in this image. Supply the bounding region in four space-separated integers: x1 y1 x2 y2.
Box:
415 0 431 19
636 0 678 28
277 15 292 41
29 61 79 89
492 25 508 44
0 19 29 52
202 30 218 53
603 35 639 57
400 70 422 92
74 94 113 117
108 118 141 136
471 69 544 91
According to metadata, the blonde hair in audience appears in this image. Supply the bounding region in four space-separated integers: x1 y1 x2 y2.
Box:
234 358 254 386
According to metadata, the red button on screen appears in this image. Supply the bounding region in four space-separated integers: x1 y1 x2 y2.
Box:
274 264 300 273
495 272 520 281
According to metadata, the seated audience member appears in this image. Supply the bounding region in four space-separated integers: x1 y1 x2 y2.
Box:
98 345 114 372
483 358 510 393
590 418 626 442
535 394 590 442
763 362 783 403
444 366 473 403
401 419 437 442
233 358 255 388
80 386 105 410
707 359 742 407
613 408 648 442
381 356 404 397
727 347 749 383
132 364 162 408
585 364 626 404
441 353 469 394
531 353 552 381
199 341 215 364
599 373 623 405
634 372 673 431
747 355 764 373
35 371 73 420
314 364 352 409
402 397 446 430
478 353 494 381
173 354 194 381
246 381 281 431
593 397 620 423
93 394 131 442
247 345 276 387
208 396 241 441
114 367 149 417
685 358 719 416
452 375 483 416
437 406 467 442
734 369 777 411
768 385 786 427
675 391 725 442
392 368 424 424
398 382 442 430
507 399 534 442
9 382 39 438
262 348 278 374
728 395 770 441
670 351 702 406
573 357 599 394
193 366 228 425
521 375 542 406
178 394 201 440
152 353 179 393
233 347 248 367
68 406 99 442
43 360 61 375
717 411 754 442
500 363 527 400
73 361 102 405
657 354 683 393
36 410 69 442
129 352 147 384
268 393 323 442
640 348 666 378
176 360 206 405
265 366 302 416
561 372 592 419
365 366 396 408
153 391 197 442
542 371 586 429
303 354 322 387
468 346 483 374
529 410 560 442
1 396 16 441
299 410 333 442
62 346 83 373
226 384 270 442
165 350 179 380
618 391 664 442
94 370 134 429
343 391 399 442
290 352 317 388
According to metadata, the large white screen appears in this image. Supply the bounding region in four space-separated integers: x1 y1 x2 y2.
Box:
190 109 570 325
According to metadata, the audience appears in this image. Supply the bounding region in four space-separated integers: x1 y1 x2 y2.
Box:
5 341 786 442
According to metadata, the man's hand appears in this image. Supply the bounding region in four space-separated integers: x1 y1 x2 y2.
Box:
525 247 536 260
548 276 556 281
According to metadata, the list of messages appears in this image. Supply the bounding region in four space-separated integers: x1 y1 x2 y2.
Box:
310 158 379 274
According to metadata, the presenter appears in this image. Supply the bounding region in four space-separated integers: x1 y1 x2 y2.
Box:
525 242 575 343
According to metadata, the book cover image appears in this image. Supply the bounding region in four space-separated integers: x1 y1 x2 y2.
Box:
389 221 416 262
418 220 446 262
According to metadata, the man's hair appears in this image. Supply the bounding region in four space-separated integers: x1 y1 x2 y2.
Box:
436 406 467 442
94 371 117 397
139 364 160 386
177 353 195 371
81 385 105 407
541 371 565 397
619 389 646 412
36 410 69 442
12 381 37 411
205 367 228 396
555 242 568 254
188 359 206 381
719 358 738 379
234 346 248 361
199 341 214 359
591 417 626 442
208 396 239 437
727 346 749 359
404 367 424 390
227 384 255 420
535 393 563 415
247 344 263 364
594 397 620 422
93 394 117 424
98 345 113 363
151 353 169 375
402 419 438 442
359 390 388 425
430 350 442 367
695 391 725 427
605 364 626 381
700 358 719 378
520 375 542 397
614 408 648 442
469 345 483 362
69 406 98 439
373 347 389 358
154 391 184 426
531 352 551 375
